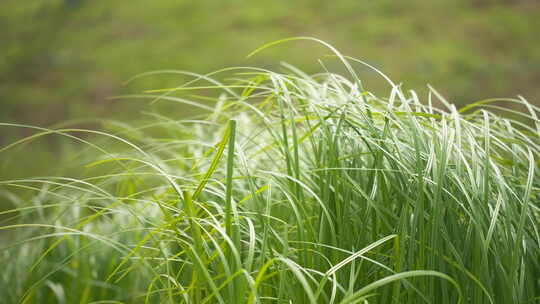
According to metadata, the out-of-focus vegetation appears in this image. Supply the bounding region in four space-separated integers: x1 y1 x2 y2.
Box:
2 0 539 127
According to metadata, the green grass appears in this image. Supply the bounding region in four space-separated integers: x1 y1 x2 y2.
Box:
1 39 539 303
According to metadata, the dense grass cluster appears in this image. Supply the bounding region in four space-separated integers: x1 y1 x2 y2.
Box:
1 41 539 303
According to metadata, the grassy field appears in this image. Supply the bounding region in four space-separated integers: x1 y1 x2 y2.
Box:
2 0 540 181
1 39 539 303
2 0 540 128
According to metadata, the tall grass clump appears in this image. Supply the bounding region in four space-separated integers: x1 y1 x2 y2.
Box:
1 38 539 303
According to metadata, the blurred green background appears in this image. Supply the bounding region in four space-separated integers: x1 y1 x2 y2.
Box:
1 0 539 178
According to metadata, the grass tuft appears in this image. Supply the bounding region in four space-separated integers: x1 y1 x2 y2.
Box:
1 40 539 303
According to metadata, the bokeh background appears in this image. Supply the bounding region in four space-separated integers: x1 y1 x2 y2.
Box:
1 0 539 178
